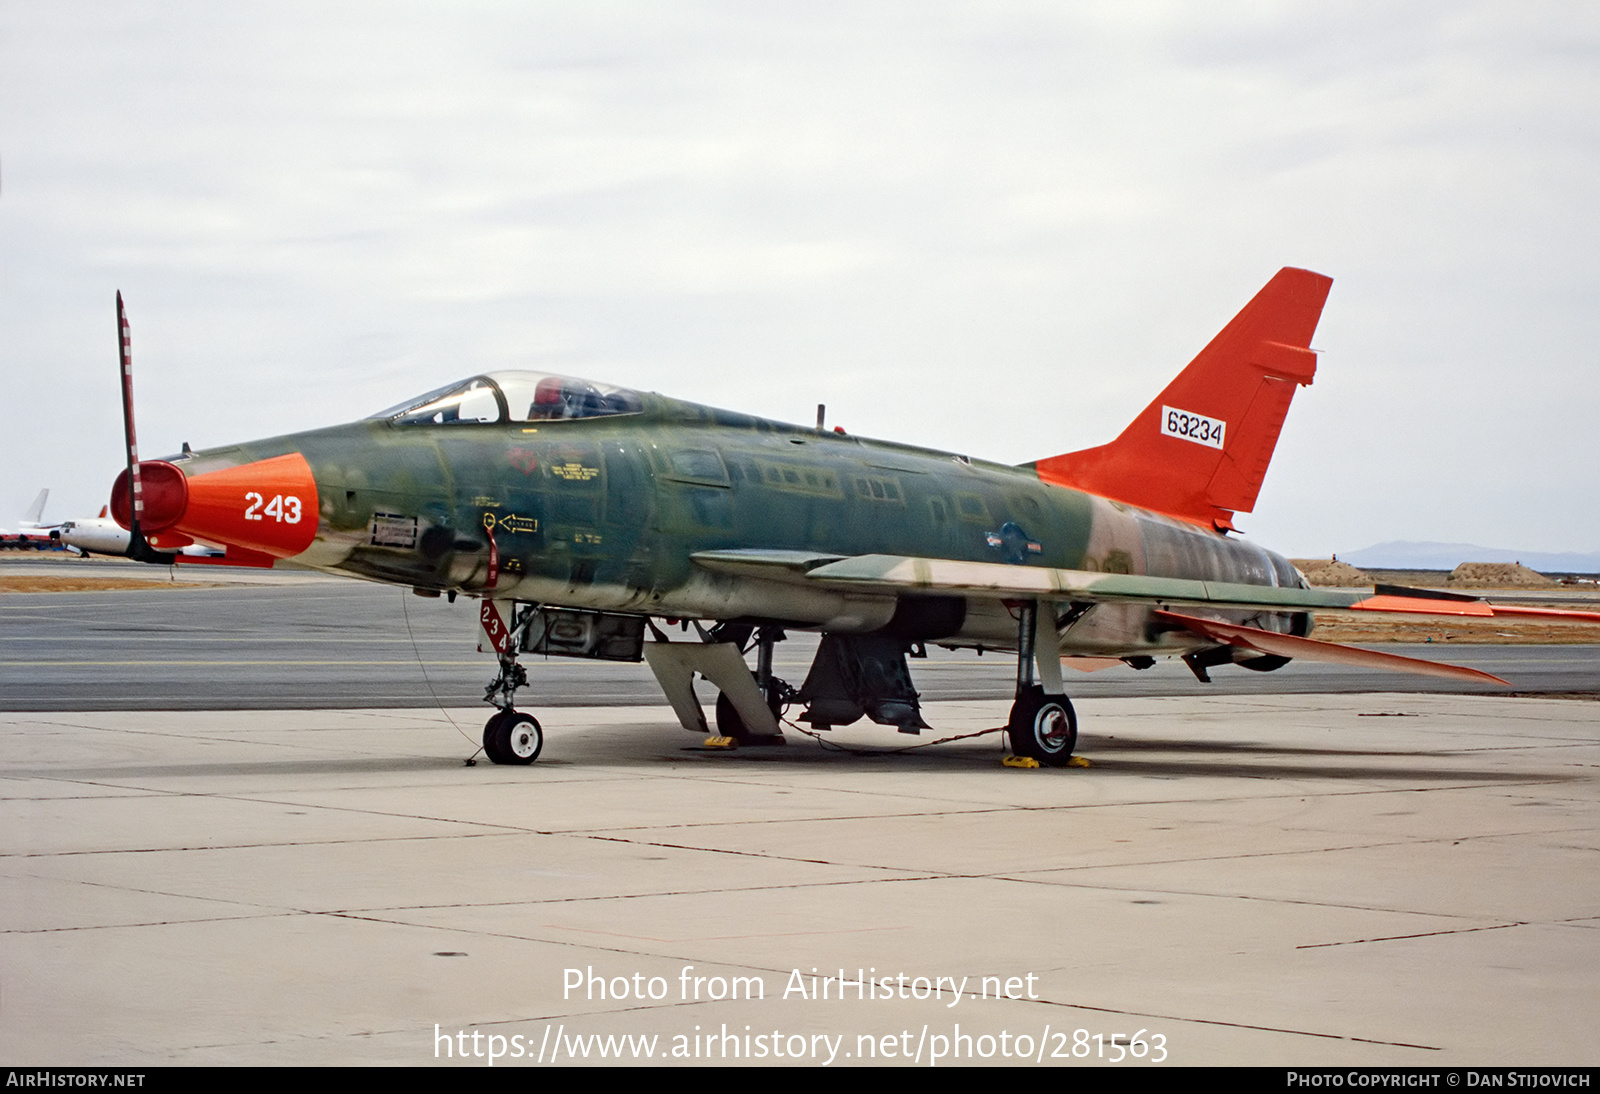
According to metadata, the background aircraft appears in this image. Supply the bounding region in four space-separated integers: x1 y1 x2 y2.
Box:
0 489 61 549
103 272 1593 766
56 506 221 560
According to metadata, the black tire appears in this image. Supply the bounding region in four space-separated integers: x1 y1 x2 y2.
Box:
1007 685 1076 766
483 709 543 765
715 690 786 746
1237 654 1291 672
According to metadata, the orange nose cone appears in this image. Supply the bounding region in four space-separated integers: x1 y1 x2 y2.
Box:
110 460 190 532
175 452 321 558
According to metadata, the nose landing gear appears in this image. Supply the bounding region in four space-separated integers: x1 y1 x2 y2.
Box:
481 600 541 766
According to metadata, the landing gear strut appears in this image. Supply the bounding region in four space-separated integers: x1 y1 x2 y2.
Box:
1006 600 1078 766
481 602 542 765
715 626 791 745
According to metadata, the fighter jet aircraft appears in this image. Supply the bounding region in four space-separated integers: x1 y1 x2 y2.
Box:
104 271 1595 766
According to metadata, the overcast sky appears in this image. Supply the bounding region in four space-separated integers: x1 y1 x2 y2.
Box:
3 2 1597 558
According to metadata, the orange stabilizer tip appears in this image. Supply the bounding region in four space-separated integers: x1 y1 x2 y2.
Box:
1350 594 1495 617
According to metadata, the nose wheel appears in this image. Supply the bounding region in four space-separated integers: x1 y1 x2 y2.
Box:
483 708 543 765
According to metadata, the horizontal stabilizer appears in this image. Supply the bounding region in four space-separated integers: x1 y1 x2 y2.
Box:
1155 610 1510 685
1479 604 1600 623
1350 585 1600 624
1349 593 1493 617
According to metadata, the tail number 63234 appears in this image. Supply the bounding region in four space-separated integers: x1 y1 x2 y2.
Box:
243 492 303 524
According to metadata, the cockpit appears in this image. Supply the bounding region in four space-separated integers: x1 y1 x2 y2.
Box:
370 371 644 426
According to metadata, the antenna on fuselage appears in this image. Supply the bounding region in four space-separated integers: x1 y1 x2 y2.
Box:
816 404 825 430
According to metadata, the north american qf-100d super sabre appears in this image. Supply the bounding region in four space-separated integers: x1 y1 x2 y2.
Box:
104 268 1600 766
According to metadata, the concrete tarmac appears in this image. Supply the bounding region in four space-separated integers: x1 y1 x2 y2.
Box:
3 693 1597 1066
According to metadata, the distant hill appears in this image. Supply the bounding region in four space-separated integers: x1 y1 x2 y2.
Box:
1341 541 1600 573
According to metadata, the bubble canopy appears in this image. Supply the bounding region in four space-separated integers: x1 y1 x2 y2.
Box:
370 371 644 426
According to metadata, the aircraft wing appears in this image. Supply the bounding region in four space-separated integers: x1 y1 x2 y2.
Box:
696 553 1600 624
694 549 1357 611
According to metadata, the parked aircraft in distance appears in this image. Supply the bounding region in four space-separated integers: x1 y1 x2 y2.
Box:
102 273 1600 766
54 508 122 556
1 489 60 549
58 505 221 560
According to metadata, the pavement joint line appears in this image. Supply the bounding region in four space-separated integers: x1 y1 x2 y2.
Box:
14 868 995 924
1294 921 1529 949
2 780 550 827
1017 997 1443 1051
992 829 1597 875
535 785 1587 838
987 872 1585 925
183 992 1445 1055
2 869 330 914
16 785 540 819
309 912 853 975
554 830 1576 898
310 874 961 914
0 830 532 860
2 912 309 935
536 922 909 944
307 867 1489 919
60 856 1513 922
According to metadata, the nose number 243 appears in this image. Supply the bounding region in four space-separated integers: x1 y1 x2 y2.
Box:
243 492 302 524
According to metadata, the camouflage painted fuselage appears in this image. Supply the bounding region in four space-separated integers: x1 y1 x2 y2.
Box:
173 390 1307 655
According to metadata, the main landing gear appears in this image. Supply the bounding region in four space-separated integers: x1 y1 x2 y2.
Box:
1006 600 1078 766
713 625 791 746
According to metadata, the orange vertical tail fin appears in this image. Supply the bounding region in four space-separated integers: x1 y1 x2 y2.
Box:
1033 267 1332 530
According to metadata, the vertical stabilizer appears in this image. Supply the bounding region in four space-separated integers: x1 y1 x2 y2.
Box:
1032 267 1332 530
23 489 48 526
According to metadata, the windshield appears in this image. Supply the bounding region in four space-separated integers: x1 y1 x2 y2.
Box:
371 371 643 426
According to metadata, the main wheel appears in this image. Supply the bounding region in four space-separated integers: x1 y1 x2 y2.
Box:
715 690 786 746
1007 685 1076 766
483 709 543 765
